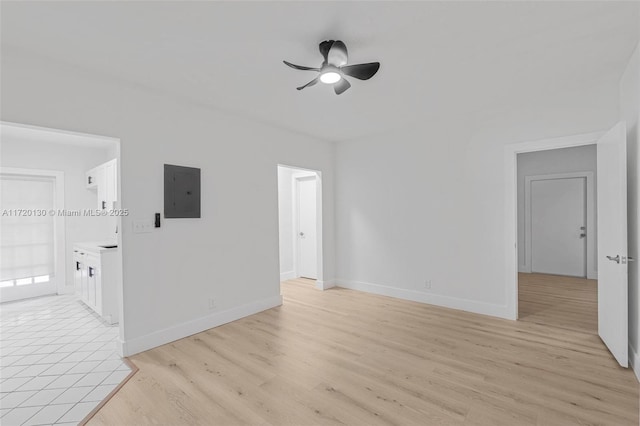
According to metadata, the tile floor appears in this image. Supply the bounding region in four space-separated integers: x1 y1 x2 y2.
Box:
0 295 131 425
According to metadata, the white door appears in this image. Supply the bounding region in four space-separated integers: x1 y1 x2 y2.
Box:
597 122 628 367
530 177 587 277
297 177 317 279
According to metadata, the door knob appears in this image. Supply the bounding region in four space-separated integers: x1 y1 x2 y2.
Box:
299 232 304 237
606 255 621 264
579 233 586 238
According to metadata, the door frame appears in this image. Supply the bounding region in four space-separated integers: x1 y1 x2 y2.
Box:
504 130 604 320
0 167 66 300
278 164 326 290
523 171 596 279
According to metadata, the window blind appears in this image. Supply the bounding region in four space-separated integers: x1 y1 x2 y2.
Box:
0 175 56 281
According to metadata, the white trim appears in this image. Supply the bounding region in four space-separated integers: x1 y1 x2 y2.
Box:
316 279 335 291
0 167 66 300
280 271 296 281
523 171 596 279
504 131 603 320
336 279 511 319
630 343 640 382
118 295 283 356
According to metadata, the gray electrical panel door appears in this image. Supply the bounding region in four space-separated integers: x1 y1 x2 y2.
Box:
164 164 201 218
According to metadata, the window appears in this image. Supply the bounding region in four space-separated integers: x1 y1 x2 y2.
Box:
0 175 56 286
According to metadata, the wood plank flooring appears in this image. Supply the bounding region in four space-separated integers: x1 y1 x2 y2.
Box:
90 278 638 425
518 273 598 334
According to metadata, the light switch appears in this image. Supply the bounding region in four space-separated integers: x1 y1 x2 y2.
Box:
133 219 154 234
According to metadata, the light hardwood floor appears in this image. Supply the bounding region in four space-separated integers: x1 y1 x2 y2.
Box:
90 278 638 425
518 273 598 334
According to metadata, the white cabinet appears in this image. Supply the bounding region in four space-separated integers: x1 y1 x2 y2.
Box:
73 244 119 324
86 159 117 210
105 159 117 210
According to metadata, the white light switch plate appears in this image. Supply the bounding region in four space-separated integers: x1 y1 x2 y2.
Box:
133 219 154 234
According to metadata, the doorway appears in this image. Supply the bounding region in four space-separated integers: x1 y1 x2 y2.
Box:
0 122 131 423
516 146 597 332
505 123 629 367
277 165 323 289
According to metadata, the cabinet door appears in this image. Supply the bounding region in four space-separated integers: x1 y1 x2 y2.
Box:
105 160 117 208
86 168 98 189
95 165 107 210
80 263 88 300
87 265 97 308
73 255 83 295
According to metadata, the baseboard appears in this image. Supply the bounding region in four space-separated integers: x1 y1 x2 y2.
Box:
518 264 530 273
316 279 335 291
280 271 296 281
118 295 283 356
336 279 511 319
630 343 640 383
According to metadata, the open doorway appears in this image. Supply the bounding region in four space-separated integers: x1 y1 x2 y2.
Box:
516 145 598 333
505 123 629 367
277 164 323 290
0 122 131 424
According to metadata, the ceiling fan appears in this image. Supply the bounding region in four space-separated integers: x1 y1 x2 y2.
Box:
283 40 380 95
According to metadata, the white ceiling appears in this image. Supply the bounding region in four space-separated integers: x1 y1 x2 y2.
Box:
2 1 639 142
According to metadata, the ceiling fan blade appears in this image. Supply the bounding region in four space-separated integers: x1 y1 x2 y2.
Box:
319 40 334 64
283 61 320 71
328 40 348 67
341 62 380 80
334 78 351 95
296 77 320 91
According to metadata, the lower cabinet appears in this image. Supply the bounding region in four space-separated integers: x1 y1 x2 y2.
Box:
73 245 118 324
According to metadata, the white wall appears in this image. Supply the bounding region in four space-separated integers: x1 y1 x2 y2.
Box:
0 49 336 355
277 166 317 281
0 138 115 293
335 81 620 318
620 43 640 379
517 145 597 276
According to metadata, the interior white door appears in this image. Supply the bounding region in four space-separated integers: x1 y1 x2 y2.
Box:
597 122 628 367
297 177 317 279
530 177 587 277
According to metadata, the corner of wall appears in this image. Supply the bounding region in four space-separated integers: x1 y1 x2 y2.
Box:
630 343 640 383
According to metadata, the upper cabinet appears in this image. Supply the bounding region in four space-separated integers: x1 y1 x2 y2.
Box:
87 159 117 210
86 167 99 189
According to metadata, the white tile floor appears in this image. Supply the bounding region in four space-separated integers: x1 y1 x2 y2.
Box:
0 295 131 425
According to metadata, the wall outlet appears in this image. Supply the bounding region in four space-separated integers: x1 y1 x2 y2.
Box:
208 298 216 310
424 280 432 290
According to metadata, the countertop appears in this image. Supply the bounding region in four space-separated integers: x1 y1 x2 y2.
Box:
73 241 119 254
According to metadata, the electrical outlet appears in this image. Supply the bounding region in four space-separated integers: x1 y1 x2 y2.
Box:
208 298 216 310
424 280 432 290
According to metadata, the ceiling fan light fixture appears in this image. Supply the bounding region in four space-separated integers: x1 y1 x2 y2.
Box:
319 71 341 84
283 40 380 94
